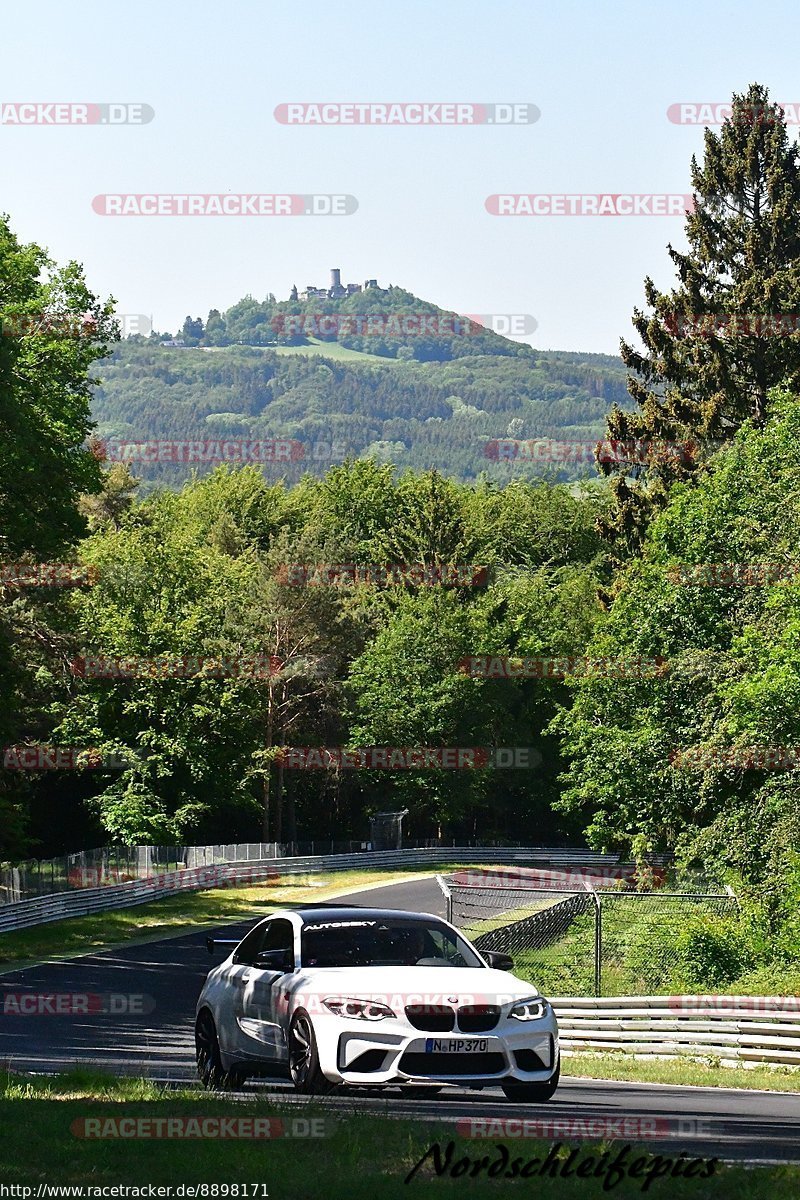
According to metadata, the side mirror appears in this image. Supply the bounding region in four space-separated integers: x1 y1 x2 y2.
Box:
483 950 514 971
255 948 294 972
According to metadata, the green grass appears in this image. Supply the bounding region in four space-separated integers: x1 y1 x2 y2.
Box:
0 1070 792 1195
564 1052 800 1092
0 868 439 970
272 337 399 363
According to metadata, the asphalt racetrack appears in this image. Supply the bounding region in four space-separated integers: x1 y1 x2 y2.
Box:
1 876 798 1164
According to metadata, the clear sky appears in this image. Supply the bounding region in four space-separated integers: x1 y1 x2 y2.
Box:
1 0 798 354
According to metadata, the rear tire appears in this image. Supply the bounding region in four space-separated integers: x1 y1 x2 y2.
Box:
288 1012 334 1095
195 1010 245 1091
501 1060 560 1103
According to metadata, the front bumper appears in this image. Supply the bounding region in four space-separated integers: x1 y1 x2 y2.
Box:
318 1017 559 1087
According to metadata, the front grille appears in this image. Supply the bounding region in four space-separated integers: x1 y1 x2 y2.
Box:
404 1005 456 1032
400 1051 506 1077
513 1048 546 1072
457 1004 500 1033
347 1049 388 1073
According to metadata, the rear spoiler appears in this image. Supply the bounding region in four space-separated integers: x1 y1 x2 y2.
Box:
206 936 240 955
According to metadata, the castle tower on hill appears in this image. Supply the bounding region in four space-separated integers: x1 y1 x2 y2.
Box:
300 269 379 301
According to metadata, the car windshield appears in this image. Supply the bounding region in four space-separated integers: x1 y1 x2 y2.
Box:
300 918 484 969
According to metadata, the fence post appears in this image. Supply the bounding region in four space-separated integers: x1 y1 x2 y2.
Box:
435 874 452 923
584 882 601 996
594 894 602 995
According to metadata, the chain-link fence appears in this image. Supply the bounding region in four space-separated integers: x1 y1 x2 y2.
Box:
595 891 737 996
447 881 599 994
444 876 737 996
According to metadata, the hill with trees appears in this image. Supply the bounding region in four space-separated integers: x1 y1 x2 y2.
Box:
91 340 628 488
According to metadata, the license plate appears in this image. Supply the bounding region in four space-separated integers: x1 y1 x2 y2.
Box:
425 1038 489 1053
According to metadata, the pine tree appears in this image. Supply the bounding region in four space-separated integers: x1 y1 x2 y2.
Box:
601 83 800 548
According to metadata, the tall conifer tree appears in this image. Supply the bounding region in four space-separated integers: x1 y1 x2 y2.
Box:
601 83 800 547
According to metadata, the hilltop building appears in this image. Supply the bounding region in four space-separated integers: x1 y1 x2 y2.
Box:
293 269 380 301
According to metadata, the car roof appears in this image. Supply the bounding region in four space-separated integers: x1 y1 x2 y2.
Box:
293 906 439 924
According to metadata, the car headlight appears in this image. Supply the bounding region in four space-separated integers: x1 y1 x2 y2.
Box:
322 996 395 1021
509 996 550 1021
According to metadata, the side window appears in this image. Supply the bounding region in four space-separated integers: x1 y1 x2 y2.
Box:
253 918 296 971
233 920 269 965
261 918 295 956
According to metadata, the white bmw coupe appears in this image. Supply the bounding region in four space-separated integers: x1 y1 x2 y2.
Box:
195 905 559 1100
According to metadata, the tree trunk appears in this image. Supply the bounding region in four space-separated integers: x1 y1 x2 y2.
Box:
261 684 275 842
275 757 284 845
283 762 296 846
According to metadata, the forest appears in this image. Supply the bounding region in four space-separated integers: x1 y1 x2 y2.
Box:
91 340 627 487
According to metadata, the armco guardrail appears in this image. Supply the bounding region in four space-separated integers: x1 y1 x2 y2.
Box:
0 841 648 904
0 847 630 934
553 995 800 1066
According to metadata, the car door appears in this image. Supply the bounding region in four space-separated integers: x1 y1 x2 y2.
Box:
215 919 270 1061
236 917 297 1061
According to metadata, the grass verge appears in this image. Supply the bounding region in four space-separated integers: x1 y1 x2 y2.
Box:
564 1052 800 1092
0 1070 793 1196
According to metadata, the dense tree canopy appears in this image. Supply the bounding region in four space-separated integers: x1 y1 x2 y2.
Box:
558 389 800 882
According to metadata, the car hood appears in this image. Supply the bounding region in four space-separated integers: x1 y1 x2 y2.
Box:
286 965 540 1008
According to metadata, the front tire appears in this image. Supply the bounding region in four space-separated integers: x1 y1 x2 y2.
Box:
288 1011 334 1095
195 1010 244 1091
501 1060 560 1103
